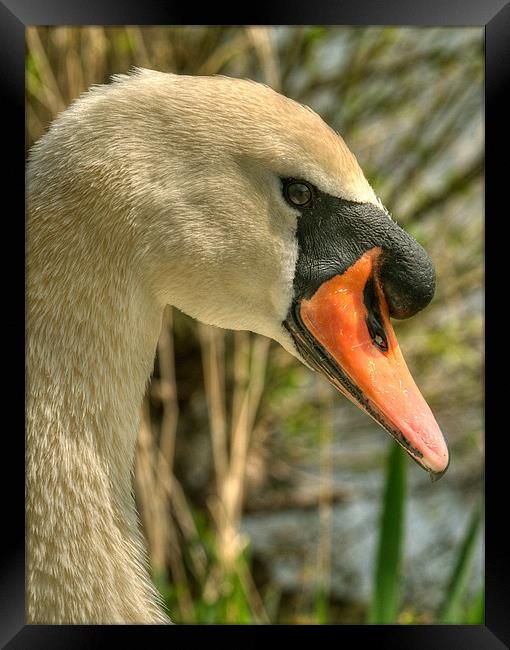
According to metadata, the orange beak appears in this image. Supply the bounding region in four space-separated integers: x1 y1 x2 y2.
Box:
291 247 449 478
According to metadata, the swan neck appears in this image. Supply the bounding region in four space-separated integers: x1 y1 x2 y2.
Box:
27 215 168 623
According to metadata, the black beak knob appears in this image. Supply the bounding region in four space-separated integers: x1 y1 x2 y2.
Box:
379 234 436 320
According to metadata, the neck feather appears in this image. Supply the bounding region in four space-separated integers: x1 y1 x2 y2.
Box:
27 209 169 623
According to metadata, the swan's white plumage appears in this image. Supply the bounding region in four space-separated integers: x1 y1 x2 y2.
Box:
27 69 379 623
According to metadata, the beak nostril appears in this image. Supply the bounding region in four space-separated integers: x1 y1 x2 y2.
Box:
363 276 389 352
373 331 388 352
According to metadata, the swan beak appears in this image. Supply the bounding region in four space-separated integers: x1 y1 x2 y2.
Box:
286 247 449 479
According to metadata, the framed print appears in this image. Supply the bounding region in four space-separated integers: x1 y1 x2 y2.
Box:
1 0 507 646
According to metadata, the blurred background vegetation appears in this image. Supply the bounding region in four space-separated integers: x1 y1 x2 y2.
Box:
26 26 484 624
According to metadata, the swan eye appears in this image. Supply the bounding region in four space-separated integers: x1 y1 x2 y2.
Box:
283 180 313 207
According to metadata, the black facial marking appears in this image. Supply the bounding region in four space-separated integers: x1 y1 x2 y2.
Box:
282 178 436 320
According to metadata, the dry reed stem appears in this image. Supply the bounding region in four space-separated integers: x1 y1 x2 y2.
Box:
163 517 196 622
225 334 271 527
199 325 228 493
125 27 151 69
82 27 108 87
245 27 281 91
156 307 179 479
26 103 45 148
231 331 250 441
26 27 67 114
25 69 62 119
225 390 251 527
196 31 250 76
161 473 208 579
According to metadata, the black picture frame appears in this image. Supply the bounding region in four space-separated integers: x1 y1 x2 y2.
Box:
2 1 507 647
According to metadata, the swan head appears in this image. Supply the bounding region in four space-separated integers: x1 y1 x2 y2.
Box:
35 68 448 478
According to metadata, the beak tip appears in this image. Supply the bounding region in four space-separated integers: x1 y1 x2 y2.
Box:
429 452 450 482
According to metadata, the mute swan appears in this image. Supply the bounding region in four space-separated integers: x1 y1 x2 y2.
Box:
27 68 449 624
